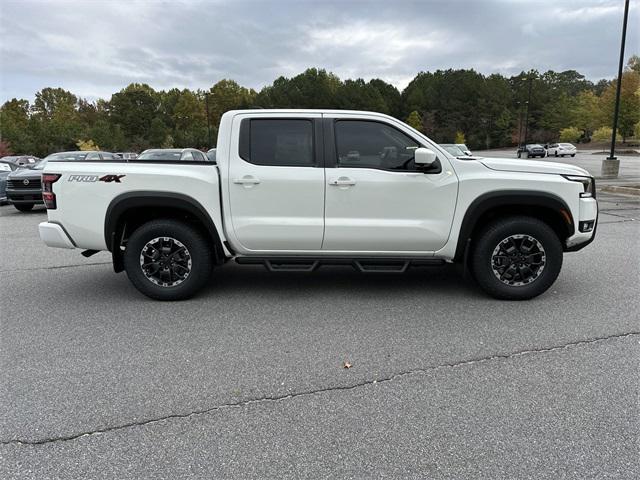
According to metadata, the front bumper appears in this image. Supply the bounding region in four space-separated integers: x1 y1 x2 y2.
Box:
565 197 598 252
7 188 43 204
39 222 76 249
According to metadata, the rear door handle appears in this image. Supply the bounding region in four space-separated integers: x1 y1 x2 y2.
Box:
233 176 261 185
329 177 356 186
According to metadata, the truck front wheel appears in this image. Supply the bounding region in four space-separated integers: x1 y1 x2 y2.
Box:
123 219 213 300
470 216 563 300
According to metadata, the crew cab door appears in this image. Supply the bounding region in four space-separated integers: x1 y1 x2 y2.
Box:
227 114 325 251
322 116 458 253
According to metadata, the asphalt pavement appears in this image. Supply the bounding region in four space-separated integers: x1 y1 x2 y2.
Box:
0 185 639 478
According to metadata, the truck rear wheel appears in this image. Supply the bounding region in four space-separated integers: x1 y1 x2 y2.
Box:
471 216 563 300
123 219 213 300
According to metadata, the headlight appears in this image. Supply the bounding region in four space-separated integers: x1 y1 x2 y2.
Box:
563 175 595 198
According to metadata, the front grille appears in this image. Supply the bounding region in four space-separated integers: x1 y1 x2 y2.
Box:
8 178 41 190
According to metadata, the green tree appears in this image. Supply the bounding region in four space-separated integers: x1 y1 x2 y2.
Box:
109 84 159 144
76 139 99 150
454 131 466 144
149 117 169 147
0 99 35 153
172 90 207 147
598 70 640 142
256 68 341 108
405 111 423 132
592 126 615 142
559 126 581 142
207 79 256 134
337 79 388 112
570 91 600 140
30 88 82 155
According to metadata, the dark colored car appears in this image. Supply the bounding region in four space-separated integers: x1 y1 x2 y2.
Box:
517 144 546 158
0 161 19 204
6 160 47 211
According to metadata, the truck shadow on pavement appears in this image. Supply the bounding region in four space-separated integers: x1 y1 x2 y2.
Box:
201 262 483 299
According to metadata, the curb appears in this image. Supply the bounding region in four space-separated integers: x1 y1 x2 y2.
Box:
601 185 640 196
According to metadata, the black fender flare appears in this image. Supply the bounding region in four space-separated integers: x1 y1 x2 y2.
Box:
105 191 222 271
453 190 574 261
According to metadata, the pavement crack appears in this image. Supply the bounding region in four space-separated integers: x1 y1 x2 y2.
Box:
3 331 638 447
0 262 111 273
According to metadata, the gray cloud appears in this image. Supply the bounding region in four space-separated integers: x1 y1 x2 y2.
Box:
0 0 638 102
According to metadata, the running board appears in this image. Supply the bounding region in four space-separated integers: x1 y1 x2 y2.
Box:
235 257 445 273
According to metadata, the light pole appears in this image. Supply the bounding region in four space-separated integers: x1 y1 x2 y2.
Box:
602 0 630 178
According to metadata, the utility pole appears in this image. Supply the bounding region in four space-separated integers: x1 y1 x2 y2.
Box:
522 73 533 146
205 93 213 149
602 0 630 178
516 101 523 147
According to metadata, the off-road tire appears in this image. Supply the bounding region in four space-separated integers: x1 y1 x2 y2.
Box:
124 219 213 300
471 216 563 300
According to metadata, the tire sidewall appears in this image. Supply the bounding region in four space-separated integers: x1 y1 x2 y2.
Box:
124 220 212 300
471 217 563 300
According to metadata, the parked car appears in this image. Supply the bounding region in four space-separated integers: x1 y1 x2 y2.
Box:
6 160 47 211
546 143 576 157
0 155 40 168
517 144 546 158
40 109 597 301
115 152 138 160
455 144 472 156
439 144 467 157
44 151 121 162
137 148 209 162
0 161 18 204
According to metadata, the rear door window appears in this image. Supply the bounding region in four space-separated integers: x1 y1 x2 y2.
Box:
240 119 314 167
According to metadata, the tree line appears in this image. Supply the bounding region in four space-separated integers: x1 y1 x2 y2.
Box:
1 56 639 157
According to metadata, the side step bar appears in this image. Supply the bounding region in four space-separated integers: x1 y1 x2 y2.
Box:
235 257 446 273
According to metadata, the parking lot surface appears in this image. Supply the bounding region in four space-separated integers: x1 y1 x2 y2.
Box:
1 181 639 478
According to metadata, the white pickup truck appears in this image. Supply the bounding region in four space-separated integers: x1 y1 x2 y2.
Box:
39 109 598 300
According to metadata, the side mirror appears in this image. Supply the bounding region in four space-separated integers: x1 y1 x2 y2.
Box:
414 147 437 166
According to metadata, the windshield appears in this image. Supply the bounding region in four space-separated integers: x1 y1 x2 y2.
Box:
559 143 574 147
440 145 464 156
45 152 89 162
137 151 182 161
32 160 47 170
0 163 12 172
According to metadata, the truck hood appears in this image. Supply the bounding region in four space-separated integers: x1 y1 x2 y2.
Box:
7 168 41 180
479 157 590 177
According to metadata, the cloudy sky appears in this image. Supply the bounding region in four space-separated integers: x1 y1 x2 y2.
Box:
0 0 638 103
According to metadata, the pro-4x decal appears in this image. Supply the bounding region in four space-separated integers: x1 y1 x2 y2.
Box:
99 175 126 183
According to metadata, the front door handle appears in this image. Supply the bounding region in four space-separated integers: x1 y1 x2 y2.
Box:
329 177 356 187
233 176 261 185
